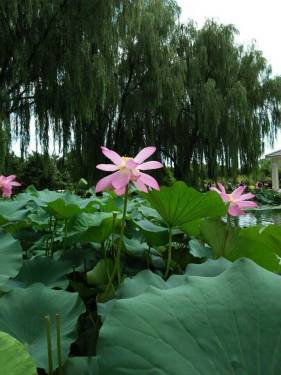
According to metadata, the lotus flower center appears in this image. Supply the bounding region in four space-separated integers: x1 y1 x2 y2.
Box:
122 156 131 162
119 156 133 172
228 194 235 203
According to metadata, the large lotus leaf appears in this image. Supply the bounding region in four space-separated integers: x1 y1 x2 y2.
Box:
97 259 281 374
188 239 212 258
0 200 29 224
0 232 22 288
0 331 37 375
124 237 149 256
44 192 95 219
63 357 99 375
186 257 232 276
135 219 169 246
228 225 281 271
87 259 114 287
0 284 85 371
97 270 187 320
200 218 237 257
201 219 281 272
66 212 121 244
34 189 62 204
7 256 72 289
144 181 226 227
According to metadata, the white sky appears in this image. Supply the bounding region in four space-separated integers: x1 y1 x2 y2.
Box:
177 0 281 155
13 1 281 156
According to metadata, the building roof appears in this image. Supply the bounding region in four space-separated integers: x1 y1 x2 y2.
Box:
265 149 281 158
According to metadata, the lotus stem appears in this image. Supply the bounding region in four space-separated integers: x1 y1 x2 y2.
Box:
164 227 172 279
104 186 129 296
56 314 63 375
44 315 53 375
63 218 68 251
116 185 129 283
222 214 232 257
50 217 57 257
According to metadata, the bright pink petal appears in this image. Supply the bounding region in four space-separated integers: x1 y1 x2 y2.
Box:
126 159 138 169
237 201 257 208
111 172 130 190
228 204 245 216
11 181 21 186
101 146 122 166
237 193 255 201
133 179 148 193
209 187 221 194
96 164 120 172
6 175 17 181
231 186 245 199
134 147 156 164
95 172 117 193
139 172 160 190
210 187 229 202
138 161 163 170
217 183 226 193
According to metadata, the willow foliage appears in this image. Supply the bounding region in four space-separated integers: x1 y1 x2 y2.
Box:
1 1 281 182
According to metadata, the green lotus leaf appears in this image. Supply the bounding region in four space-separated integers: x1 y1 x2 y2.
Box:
97 259 281 374
123 237 149 256
188 239 212 258
186 257 231 276
67 212 120 244
45 192 95 219
201 219 281 272
0 284 85 371
87 259 114 287
0 331 37 375
0 232 22 288
0 200 29 224
7 256 72 289
144 181 227 227
135 219 169 246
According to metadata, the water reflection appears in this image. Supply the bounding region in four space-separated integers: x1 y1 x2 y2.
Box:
236 208 281 227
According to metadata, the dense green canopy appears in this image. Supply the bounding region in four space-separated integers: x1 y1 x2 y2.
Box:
1 0 281 183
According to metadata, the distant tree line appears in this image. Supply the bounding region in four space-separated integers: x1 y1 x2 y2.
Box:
1 0 281 186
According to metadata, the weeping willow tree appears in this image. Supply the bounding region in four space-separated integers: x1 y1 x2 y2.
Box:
0 0 119 172
1 1 281 183
166 21 281 183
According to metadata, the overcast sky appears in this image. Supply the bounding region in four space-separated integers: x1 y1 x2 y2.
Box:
177 0 281 154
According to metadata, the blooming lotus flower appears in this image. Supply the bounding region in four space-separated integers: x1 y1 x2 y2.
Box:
96 146 163 195
210 183 257 216
0 175 21 198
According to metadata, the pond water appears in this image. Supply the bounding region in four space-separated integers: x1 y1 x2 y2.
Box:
237 207 281 227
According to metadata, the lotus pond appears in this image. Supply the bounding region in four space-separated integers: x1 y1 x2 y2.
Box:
1 182 281 374
236 207 281 227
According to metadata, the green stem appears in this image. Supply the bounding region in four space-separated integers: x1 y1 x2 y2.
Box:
104 186 129 295
56 314 63 375
63 218 68 251
164 227 172 279
44 315 53 375
50 217 57 257
116 186 129 284
222 214 232 257
111 211 117 254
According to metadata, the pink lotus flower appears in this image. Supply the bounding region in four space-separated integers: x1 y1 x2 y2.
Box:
210 183 257 216
96 146 163 195
0 175 21 198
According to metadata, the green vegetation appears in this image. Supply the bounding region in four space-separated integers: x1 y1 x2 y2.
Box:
1 1 281 184
0 183 280 373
